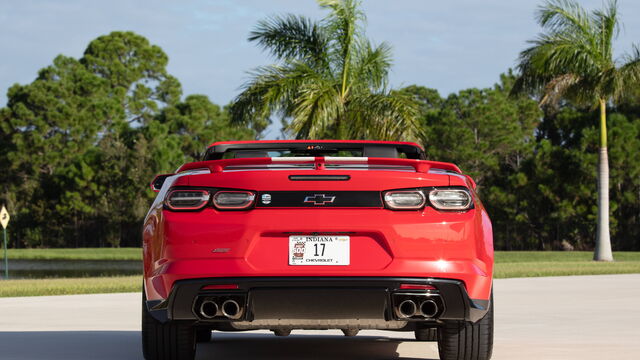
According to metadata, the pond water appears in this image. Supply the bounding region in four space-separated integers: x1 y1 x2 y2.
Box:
6 260 142 279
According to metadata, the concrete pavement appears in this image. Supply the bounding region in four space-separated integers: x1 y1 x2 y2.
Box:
0 274 639 359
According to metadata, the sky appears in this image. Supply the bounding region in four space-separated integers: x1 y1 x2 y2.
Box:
2 0 640 138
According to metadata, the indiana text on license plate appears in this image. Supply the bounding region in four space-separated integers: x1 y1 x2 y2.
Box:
289 235 350 265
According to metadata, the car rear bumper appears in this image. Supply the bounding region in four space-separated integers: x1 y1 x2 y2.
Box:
145 277 490 328
144 207 494 302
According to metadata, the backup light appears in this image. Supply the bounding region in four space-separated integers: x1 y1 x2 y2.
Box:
384 191 426 210
428 189 472 210
165 190 210 210
213 191 256 210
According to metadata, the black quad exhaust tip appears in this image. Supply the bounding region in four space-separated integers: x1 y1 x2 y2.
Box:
392 293 443 320
420 300 438 318
397 299 418 318
196 296 246 320
221 299 243 320
199 300 218 319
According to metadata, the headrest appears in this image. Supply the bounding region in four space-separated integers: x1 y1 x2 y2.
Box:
363 146 398 158
234 151 270 158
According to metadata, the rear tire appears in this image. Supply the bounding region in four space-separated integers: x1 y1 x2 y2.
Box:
142 289 196 360
415 327 438 341
437 293 493 360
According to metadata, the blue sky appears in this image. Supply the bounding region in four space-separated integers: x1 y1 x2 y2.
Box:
2 0 640 138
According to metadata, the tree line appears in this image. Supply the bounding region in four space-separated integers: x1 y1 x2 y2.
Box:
0 0 638 251
404 76 640 251
0 32 254 248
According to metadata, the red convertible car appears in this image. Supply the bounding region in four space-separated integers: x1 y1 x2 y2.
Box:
142 140 494 360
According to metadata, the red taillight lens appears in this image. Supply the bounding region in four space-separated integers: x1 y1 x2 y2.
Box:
212 191 256 210
165 189 210 210
383 190 426 210
399 284 436 290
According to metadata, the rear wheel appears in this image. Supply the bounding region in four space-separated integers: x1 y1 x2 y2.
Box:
142 289 196 360
415 327 438 341
437 293 493 360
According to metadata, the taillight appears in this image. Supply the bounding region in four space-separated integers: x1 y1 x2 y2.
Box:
213 191 255 210
383 190 426 210
428 189 472 210
165 189 210 210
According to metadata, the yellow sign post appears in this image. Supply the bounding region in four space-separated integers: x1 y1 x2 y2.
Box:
1 205 9 279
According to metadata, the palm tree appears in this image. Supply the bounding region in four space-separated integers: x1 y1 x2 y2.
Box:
513 0 640 261
230 0 418 140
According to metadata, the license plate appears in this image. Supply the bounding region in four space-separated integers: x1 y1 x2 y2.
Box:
289 235 350 265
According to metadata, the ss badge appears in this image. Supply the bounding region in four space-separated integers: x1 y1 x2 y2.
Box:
261 193 272 205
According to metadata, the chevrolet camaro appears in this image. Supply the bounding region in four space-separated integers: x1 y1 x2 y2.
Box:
142 140 494 360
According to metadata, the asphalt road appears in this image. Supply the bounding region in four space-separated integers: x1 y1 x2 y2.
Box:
0 274 638 359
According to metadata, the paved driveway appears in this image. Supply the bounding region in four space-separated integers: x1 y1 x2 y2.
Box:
0 274 638 359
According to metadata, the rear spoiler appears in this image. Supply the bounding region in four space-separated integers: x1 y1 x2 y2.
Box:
177 157 462 174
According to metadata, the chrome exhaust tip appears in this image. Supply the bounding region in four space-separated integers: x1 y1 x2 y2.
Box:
420 300 438 318
199 300 219 319
221 299 243 320
397 299 418 318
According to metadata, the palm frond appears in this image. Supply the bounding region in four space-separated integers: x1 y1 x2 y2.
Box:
230 63 324 132
614 44 640 101
513 12 607 101
287 77 341 138
537 0 593 38
345 90 419 141
350 40 392 90
319 0 365 83
249 14 329 69
318 0 365 38
539 73 580 105
562 75 601 106
533 31 600 73
514 32 598 100
593 0 619 65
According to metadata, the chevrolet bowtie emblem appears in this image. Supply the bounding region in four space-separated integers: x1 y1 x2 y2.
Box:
304 194 336 206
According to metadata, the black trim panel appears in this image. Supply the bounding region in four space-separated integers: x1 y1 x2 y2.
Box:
256 191 382 208
146 277 490 326
288 175 351 181
204 142 426 160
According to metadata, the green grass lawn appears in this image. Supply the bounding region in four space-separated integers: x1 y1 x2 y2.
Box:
495 251 640 263
0 276 140 297
1 250 639 297
495 251 640 278
6 247 142 260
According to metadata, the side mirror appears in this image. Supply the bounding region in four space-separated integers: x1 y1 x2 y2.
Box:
150 174 173 192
